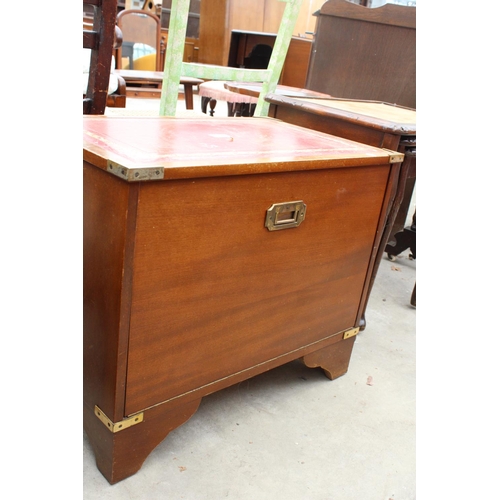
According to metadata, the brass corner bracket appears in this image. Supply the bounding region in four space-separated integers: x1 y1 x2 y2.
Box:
94 406 144 433
343 327 360 340
107 160 164 182
382 149 405 164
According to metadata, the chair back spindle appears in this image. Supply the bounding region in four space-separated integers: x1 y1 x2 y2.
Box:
83 0 118 115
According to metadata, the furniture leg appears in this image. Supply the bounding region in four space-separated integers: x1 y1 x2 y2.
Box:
84 397 201 484
302 336 356 380
239 103 254 117
201 96 217 116
201 96 208 114
208 98 217 116
385 210 416 260
183 83 194 110
385 228 416 260
227 102 237 117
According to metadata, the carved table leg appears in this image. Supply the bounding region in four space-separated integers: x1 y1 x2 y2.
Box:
302 336 356 380
385 210 416 261
84 398 201 484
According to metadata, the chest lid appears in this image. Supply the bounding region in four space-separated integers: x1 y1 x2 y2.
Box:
83 116 403 181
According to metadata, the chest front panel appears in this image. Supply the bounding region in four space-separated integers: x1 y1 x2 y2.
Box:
124 165 389 415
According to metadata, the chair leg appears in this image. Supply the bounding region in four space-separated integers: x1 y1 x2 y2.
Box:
240 104 254 117
227 102 236 117
201 96 208 114
208 98 217 116
201 97 217 116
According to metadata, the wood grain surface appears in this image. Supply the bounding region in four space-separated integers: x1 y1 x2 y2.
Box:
124 165 389 414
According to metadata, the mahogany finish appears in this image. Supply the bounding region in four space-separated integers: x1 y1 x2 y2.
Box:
83 116 403 483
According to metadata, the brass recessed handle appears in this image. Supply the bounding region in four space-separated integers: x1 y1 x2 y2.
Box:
265 201 307 231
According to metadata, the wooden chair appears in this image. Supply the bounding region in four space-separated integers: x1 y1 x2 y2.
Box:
83 0 126 114
113 7 203 107
159 0 303 117
115 9 164 71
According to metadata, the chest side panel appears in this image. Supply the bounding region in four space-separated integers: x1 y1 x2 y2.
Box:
125 165 389 414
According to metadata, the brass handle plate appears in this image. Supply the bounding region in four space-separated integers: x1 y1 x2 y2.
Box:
265 201 307 231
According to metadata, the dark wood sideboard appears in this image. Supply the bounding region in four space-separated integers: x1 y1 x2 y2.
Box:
306 0 416 109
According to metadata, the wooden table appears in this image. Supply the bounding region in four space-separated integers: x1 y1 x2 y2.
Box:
114 70 203 109
264 93 416 279
83 116 404 484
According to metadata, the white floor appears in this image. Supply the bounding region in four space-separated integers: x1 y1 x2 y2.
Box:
84 95 417 499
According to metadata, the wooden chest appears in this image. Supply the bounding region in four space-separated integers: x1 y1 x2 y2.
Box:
83 116 403 484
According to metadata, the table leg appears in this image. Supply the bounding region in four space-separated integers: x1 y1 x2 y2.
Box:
201 97 216 116
183 83 194 110
385 210 416 261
